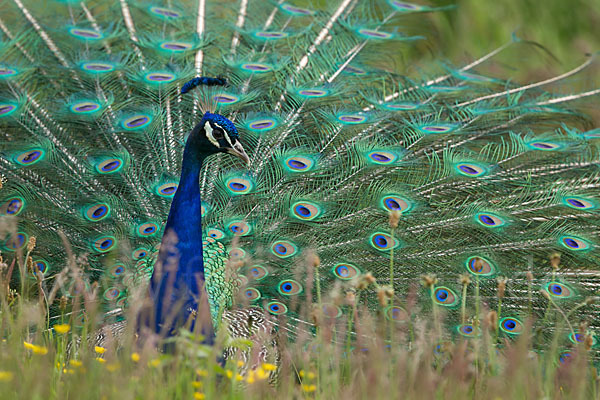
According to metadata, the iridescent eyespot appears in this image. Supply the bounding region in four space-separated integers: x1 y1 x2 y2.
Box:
229 248 246 260
569 332 596 346
246 265 269 281
4 232 27 251
254 31 289 39
366 151 398 165
332 263 361 280
15 149 44 166
433 286 458 307
227 220 251 236
70 101 101 114
499 317 524 335
116 298 126 308
132 247 149 260
559 235 591 251
455 163 487 177
559 350 572 364
156 182 178 197
240 63 273 73
357 29 393 39
278 279 303 296
291 201 322 221
121 114 152 130
247 118 277 131
562 196 596 210
81 62 115 73
527 141 562 151
160 41 192 51
137 222 159 237
85 203 110 222
337 114 367 124
297 89 328 98
465 256 496 277
343 65 367 75
103 287 121 301
33 259 49 276
206 228 225 240
267 301 288 315
384 306 408 322
96 158 124 174
149 6 181 18
322 303 342 318
369 232 399 251
110 264 126 278
213 93 240 104
68 27 103 40
280 3 314 15
284 156 315 172
456 324 480 338
0 103 17 117
1 197 25 216
380 194 412 213
244 287 262 301
225 177 253 195
271 240 297 258
475 212 506 228
418 123 458 134
93 236 116 253
383 102 420 111
144 72 176 83
544 282 574 299
0 66 17 78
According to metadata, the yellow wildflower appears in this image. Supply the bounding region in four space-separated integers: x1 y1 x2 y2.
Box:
299 370 305 378
106 363 120 372
131 352 140 362
235 373 244 381
148 359 161 368
225 370 233 379
53 324 70 334
246 371 255 384
255 368 268 380
95 346 106 354
95 358 106 364
261 362 277 371
196 369 208 377
307 371 316 380
193 393 205 400
23 342 48 355
69 360 83 368
0 371 13 382
236 360 244 368
302 384 317 393
192 381 203 389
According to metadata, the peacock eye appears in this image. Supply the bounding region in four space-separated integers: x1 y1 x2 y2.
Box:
212 128 225 140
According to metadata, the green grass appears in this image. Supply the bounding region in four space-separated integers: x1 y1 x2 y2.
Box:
1 238 600 400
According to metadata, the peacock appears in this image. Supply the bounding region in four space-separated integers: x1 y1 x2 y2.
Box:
1 0 599 362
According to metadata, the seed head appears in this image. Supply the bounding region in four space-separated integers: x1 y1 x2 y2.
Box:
459 274 471 286
27 236 36 252
388 210 401 229
421 275 438 288
550 252 561 270
497 277 508 299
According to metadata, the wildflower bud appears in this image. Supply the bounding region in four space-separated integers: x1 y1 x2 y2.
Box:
27 256 34 273
310 307 320 327
421 275 437 288
307 252 320 269
550 252 561 270
485 311 498 330
541 290 551 300
345 291 356 304
59 296 68 311
585 335 594 351
27 236 36 252
586 297 595 305
377 286 393 307
526 271 534 282
459 274 471 286
364 272 376 284
388 210 401 229
497 277 507 299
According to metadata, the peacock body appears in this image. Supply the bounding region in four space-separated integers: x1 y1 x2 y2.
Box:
1 0 599 359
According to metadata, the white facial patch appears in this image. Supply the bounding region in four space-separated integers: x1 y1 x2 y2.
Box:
204 121 219 147
214 122 234 146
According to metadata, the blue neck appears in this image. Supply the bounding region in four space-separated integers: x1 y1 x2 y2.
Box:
149 128 214 342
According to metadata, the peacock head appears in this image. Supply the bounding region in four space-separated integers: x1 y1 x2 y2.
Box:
195 112 250 164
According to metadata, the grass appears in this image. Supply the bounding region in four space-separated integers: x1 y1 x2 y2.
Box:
1 231 600 400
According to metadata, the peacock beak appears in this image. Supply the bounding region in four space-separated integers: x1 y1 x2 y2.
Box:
227 141 250 165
